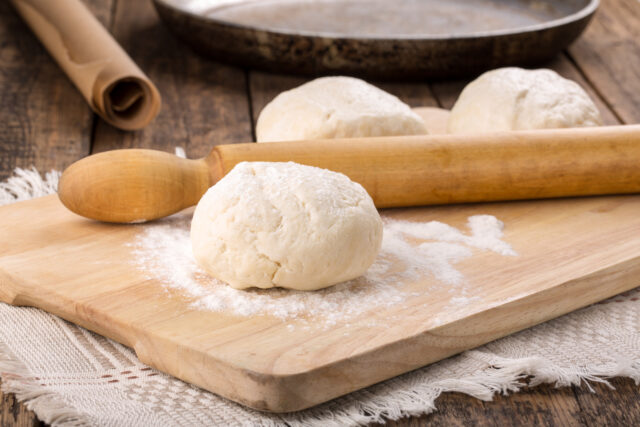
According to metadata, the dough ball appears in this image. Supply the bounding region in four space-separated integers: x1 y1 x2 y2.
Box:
448 67 602 134
191 161 383 291
256 76 427 142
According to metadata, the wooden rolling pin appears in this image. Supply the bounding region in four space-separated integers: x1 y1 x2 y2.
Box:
58 125 640 223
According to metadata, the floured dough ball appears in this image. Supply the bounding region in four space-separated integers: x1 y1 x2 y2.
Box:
191 161 383 291
448 68 602 134
256 76 427 142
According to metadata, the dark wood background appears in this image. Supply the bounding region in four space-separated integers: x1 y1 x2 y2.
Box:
1 0 639 424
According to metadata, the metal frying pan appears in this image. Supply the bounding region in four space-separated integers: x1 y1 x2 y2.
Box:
152 0 598 79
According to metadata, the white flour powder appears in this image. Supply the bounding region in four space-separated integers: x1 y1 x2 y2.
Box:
128 213 516 326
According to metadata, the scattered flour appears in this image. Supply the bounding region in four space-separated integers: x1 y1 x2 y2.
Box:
128 212 516 327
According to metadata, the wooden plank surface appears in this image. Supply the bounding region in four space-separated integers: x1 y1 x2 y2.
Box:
1 0 639 424
382 378 640 427
90 0 253 155
2 376 639 427
0 0 112 181
568 0 640 125
0 380 42 427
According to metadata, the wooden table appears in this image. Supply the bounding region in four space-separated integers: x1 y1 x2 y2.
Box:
1 0 639 425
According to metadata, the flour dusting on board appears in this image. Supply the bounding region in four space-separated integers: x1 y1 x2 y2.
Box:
128 213 516 326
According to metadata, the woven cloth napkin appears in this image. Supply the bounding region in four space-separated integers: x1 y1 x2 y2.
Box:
1 168 639 426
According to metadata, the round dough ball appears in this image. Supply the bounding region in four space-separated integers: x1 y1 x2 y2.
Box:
256 76 427 142
448 68 602 134
190 161 383 291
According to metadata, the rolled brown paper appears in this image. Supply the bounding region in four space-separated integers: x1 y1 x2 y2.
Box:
10 0 161 130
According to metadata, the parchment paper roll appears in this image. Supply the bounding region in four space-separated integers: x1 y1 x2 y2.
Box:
11 0 161 130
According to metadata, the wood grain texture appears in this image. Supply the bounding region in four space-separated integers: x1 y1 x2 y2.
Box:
0 0 112 181
0 1 113 424
383 379 640 426
59 150 212 222
57 124 640 222
569 0 640 125
0 380 43 427
1 193 640 412
91 0 253 156
2 0 640 423
9 0 161 131
382 383 584 426
210 124 640 206
572 377 640 425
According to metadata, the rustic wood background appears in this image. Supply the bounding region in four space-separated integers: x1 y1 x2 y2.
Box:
1 0 639 424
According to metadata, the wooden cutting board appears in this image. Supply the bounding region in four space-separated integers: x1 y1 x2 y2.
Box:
1 193 639 412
